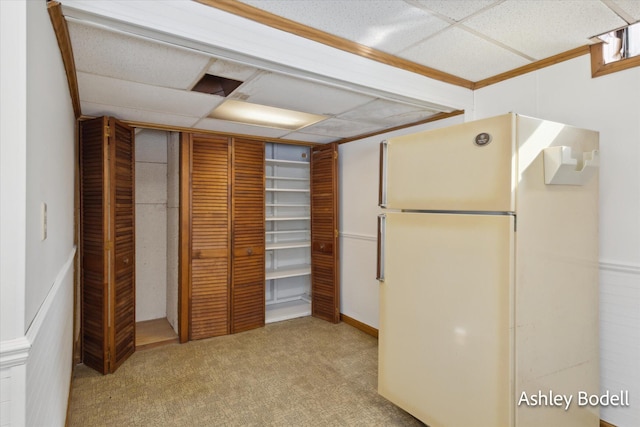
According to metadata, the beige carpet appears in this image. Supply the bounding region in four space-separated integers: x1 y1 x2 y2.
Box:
68 316 424 426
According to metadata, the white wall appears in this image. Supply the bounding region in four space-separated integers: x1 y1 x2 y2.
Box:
1 1 76 426
135 129 168 322
473 54 640 427
0 1 28 423
339 114 465 328
135 129 179 330
166 133 180 332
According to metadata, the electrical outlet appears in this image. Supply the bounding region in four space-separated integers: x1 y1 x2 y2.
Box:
41 202 47 241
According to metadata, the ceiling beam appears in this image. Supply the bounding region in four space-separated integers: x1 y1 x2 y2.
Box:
47 1 81 119
196 0 475 90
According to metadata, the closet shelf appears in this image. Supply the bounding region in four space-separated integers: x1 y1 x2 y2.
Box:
266 188 310 193
266 216 310 221
266 241 311 250
265 298 311 324
266 158 310 166
266 230 310 235
266 176 309 181
266 264 311 280
266 292 311 306
266 203 310 207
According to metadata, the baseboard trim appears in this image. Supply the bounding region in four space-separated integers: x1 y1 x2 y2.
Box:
340 313 378 338
601 420 617 427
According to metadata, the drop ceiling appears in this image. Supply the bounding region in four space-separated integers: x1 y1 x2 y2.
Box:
58 0 640 143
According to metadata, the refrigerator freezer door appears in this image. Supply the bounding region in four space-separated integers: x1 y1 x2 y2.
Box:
382 114 516 212
378 212 515 427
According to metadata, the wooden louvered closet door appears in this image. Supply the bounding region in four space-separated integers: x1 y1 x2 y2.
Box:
310 143 340 323
80 116 135 374
182 133 231 340
231 139 265 333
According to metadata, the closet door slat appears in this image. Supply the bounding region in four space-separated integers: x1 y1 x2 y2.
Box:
80 117 110 374
189 134 231 339
109 117 136 371
310 143 340 323
231 139 265 333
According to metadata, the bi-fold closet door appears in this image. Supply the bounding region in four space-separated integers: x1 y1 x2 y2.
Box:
180 136 340 342
80 116 136 374
179 134 266 341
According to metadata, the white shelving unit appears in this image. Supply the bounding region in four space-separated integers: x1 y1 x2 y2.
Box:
265 143 311 323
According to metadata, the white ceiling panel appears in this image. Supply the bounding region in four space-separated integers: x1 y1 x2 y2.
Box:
81 102 201 128
61 0 632 143
78 72 224 118
297 118 382 139
239 0 448 54
610 0 640 21
207 59 260 82
400 26 530 81
231 72 374 116
407 0 498 22
194 118 292 138
67 20 211 90
338 99 440 126
464 0 626 60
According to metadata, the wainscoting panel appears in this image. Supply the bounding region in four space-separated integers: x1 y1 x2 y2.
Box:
25 248 75 427
599 261 640 427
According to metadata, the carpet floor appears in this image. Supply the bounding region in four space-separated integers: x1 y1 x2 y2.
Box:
68 316 424 426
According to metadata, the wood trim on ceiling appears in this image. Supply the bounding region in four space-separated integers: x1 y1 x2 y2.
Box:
196 0 475 89
473 45 591 90
197 0 595 91
590 42 640 78
337 110 465 144
47 1 81 119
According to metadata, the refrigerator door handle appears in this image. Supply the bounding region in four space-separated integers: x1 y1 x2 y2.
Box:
379 141 388 208
377 214 386 282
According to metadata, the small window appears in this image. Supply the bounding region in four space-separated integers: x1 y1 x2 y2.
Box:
591 22 640 77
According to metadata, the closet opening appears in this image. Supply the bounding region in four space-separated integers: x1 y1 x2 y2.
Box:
134 129 180 350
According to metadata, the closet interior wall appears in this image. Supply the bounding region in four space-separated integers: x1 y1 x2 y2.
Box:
134 129 178 333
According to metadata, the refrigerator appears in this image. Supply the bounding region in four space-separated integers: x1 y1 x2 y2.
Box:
376 113 600 427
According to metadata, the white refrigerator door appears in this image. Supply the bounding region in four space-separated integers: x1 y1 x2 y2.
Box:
381 114 516 212
378 212 515 427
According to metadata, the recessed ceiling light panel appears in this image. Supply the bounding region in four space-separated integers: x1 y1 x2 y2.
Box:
209 99 327 130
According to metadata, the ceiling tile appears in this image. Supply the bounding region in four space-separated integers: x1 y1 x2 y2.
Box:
78 72 224 118
338 99 440 126
463 0 626 60
67 20 211 90
400 26 530 81
239 0 448 54
194 118 292 138
297 118 381 139
231 72 374 115
207 59 260 81
610 0 640 21
81 102 200 128
408 0 498 22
